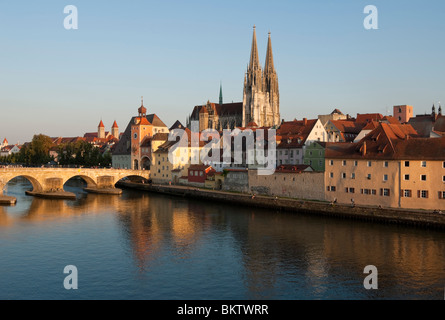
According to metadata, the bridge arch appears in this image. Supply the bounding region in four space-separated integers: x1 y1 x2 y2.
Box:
116 174 150 185
62 175 98 190
2 175 44 194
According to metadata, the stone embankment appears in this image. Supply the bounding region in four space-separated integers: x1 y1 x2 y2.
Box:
117 181 445 230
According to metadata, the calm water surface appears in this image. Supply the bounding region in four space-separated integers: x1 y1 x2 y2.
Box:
0 177 444 300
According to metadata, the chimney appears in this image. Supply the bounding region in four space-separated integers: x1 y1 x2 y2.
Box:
303 118 307 125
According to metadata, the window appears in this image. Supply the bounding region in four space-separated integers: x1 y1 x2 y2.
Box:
403 190 412 198
421 161 427 168
190 171 194 176
342 160 347 166
342 173 346 179
443 161 445 168
439 191 445 199
329 160 334 166
354 161 358 167
405 161 410 167
421 175 427 181
351 173 356 179
404 174 410 181
134 133 138 139
381 188 390 197
327 186 336 192
384 161 389 168
367 174 372 180
200 171 203 177
443 176 445 183
349 188 355 194
383 174 388 182
419 190 429 199
367 161 372 167
330 172 334 178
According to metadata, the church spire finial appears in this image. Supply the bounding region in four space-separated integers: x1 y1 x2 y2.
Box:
264 30 275 73
219 81 223 105
249 25 260 71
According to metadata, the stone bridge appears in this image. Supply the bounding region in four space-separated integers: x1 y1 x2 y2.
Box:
0 167 150 195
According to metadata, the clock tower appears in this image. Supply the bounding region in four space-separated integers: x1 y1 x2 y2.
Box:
131 97 153 170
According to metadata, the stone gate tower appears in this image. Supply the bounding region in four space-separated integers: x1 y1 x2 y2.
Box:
242 26 280 128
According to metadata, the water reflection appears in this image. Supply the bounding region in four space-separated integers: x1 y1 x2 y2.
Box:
1 178 445 299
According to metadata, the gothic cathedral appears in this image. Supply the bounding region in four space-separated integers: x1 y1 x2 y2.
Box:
242 26 280 128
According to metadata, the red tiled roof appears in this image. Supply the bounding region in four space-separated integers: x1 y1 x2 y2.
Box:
138 105 147 115
112 121 118 128
277 118 318 146
325 123 422 160
98 120 105 128
356 113 384 124
188 164 214 171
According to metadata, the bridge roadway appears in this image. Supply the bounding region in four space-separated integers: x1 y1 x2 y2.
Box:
0 167 150 203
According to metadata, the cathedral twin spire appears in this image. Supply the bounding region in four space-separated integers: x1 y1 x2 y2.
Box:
243 26 280 128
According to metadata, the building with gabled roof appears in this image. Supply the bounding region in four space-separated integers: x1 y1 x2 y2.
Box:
112 100 169 170
318 108 348 126
325 119 365 142
324 122 444 210
276 118 327 165
0 144 21 157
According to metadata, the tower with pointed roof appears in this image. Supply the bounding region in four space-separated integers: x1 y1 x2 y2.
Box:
242 26 280 128
1 138 8 149
219 82 223 105
98 120 105 139
111 121 119 139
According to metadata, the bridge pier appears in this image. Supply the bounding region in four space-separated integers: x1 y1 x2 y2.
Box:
0 181 17 205
25 190 77 200
83 176 123 195
0 195 17 205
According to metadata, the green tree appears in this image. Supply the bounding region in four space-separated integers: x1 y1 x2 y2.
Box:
18 134 54 165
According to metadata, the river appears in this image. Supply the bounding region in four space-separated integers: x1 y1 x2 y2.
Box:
0 177 444 300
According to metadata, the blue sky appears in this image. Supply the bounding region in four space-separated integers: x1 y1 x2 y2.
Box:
1 0 444 144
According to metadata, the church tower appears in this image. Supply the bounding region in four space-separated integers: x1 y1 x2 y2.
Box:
263 32 280 127
98 120 105 139
111 120 119 140
242 26 280 127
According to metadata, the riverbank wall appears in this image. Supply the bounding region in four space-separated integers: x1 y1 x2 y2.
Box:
117 182 445 230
